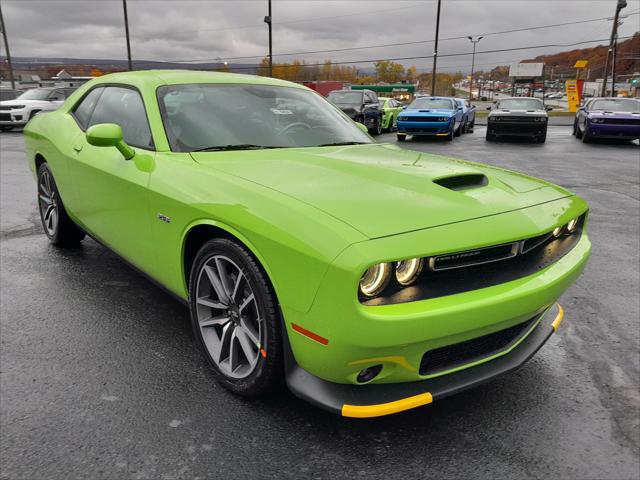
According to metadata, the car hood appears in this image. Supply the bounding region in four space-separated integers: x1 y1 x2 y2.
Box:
191 144 571 239
0 99 49 107
402 108 454 116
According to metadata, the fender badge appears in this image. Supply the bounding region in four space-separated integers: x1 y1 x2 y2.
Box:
157 213 171 224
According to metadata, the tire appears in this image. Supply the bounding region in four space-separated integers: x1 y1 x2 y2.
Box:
454 122 462 137
37 162 86 245
397 133 406 142
469 118 475 130
447 126 454 141
29 110 40 120
369 116 382 136
189 238 283 397
486 132 496 142
575 123 583 139
572 119 578 137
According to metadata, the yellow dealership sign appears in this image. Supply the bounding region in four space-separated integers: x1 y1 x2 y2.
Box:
565 79 581 113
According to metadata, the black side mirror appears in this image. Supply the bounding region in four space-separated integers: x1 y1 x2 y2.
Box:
486 106 492 111
545 105 553 111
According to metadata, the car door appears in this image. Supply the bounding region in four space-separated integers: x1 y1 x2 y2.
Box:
70 85 156 270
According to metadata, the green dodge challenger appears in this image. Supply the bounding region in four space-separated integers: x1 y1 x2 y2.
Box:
24 71 591 418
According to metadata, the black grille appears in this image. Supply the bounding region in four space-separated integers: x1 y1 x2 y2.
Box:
600 118 640 125
0 106 12 111
406 127 440 133
401 116 446 122
419 317 537 375
0 113 11 121
431 242 517 270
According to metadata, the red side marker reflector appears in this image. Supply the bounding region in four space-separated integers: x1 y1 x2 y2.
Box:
291 323 329 345
260 348 267 358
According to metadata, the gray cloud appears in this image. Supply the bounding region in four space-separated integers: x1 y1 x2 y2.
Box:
2 0 639 72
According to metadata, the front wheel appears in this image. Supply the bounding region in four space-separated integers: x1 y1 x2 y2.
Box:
37 163 85 245
369 117 382 136
189 238 283 396
581 128 591 143
486 132 496 142
397 133 407 142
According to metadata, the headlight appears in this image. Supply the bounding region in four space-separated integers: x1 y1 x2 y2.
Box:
395 258 423 285
567 217 579 233
592 118 604 123
359 263 392 297
399 116 407 121
490 116 500 121
437 116 448 122
534 117 547 122
552 226 564 237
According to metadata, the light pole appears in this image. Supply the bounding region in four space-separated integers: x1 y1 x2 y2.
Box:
264 0 272 77
0 1 15 89
601 0 626 96
122 0 132 71
430 0 442 96
467 36 482 102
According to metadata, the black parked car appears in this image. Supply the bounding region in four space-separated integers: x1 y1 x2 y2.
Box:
486 97 551 143
326 89 383 135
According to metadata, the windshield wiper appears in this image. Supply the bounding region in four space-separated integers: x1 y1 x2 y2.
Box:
193 144 283 152
315 141 370 147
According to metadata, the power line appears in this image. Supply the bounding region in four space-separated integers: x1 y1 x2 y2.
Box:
177 35 634 70
175 12 639 63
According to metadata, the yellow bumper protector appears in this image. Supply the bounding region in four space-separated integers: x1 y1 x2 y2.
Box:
342 392 433 418
551 303 565 332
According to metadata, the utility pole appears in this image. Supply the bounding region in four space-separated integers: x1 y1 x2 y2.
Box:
430 0 442 96
122 0 132 71
467 36 483 102
601 0 626 96
264 0 272 77
0 1 15 89
611 36 618 97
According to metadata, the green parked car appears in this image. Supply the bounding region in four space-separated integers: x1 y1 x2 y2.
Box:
378 96 404 132
24 71 591 418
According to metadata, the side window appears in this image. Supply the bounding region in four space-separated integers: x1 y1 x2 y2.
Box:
73 87 103 130
49 90 65 101
365 92 376 104
88 86 153 149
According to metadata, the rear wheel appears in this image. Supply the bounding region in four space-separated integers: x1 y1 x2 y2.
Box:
369 116 382 136
37 163 85 245
189 238 283 396
454 121 462 137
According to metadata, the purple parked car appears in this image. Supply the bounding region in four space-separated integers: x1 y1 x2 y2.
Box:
573 97 640 143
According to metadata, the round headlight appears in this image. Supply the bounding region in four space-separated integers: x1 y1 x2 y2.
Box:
552 226 564 237
567 218 579 233
359 263 392 297
395 258 423 285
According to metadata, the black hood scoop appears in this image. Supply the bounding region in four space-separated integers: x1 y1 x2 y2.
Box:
434 174 488 191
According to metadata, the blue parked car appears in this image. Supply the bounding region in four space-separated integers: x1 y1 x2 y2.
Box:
573 97 640 143
396 97 464 141
455 98 476 133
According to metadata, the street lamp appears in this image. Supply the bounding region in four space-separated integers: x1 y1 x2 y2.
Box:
264 0 272 77
467 36 483 102
601 0 626 96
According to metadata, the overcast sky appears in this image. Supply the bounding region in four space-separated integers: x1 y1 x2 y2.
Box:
2 0 639 73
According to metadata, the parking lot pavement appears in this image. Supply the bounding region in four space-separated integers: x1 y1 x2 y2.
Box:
1 128 638 479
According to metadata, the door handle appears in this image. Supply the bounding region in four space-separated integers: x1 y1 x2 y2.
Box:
73 144 83 153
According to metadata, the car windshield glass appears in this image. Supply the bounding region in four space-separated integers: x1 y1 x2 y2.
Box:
378 99 386 107
158 84 373 152
17 89 52 101
496 99 543 110
590 98 640 112
326 91 363 105
408 98 454 109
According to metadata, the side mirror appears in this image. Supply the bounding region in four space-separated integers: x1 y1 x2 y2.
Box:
86 123 135 160
355 122 368 134
545 105 553 111
401 105 407 110
486 106 492 110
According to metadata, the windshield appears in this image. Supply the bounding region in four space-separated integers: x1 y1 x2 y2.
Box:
158 84 373 152
495 98 543 110
408 98 455 110
17 89 52 101
378 99 387 107
326 91 363 105
589 98 640 113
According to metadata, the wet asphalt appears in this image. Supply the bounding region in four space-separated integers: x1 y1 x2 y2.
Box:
1 127 638 479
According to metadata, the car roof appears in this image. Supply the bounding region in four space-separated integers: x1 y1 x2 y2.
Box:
87 69 307 91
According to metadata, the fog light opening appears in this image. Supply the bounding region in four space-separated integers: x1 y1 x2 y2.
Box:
357 364 383 383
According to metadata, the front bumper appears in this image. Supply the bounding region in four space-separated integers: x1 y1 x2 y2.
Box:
0 109 28 126
585 123 640 139
488 120 546 137
397 119 452 136
285 303 564 417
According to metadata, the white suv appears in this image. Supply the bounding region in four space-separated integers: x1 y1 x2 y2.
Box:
0 87 76 131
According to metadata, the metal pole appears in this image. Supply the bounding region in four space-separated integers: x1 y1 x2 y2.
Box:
601 0 626 97
0 2 15 89
430 0 442 96
122 0 132 71
264 0 272 77
467 36 482 102
611 36 618 97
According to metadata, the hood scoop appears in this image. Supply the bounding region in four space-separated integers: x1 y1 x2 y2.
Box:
418 109 432 112
434 174 488 191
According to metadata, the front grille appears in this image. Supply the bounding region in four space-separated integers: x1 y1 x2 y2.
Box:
599 118 640 125
406 127 440 133
401 116 446 122
0 113 11 121
493 115 542 122
430 242 518 270
0 106 12 111
419 317 537 375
